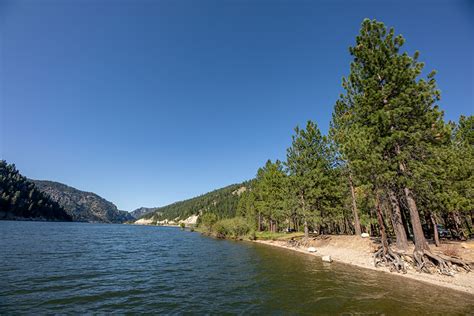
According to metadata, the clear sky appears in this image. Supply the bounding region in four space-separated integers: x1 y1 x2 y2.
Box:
1 0 472 211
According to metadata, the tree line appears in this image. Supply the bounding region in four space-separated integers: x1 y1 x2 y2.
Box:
0 160 72 221
234 19 473 271
143 183 246 223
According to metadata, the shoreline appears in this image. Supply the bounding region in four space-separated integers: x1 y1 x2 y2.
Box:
252 237 474 296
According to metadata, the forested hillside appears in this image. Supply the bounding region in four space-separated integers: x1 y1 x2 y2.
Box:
141 183 247 222
130 207 160 219
0 161 72 221
33 180 134 223
199 19 473 275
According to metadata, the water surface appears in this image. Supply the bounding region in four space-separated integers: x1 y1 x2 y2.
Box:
0 221 473 314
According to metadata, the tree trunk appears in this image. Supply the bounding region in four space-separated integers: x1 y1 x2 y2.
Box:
401 205 412 241
424 211 433 239
388 189 408 251
431 213 440 247
464 216 472 236
344 216 350 235
395 145 428 253
404 187 429 252
376 194 389 255
301 192 309 239
258 213 262 232
452 211 466 240
349 173 362 236
304 220 309 238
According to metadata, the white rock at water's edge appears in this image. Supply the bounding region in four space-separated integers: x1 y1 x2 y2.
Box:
307 247 317 253
322 255 333 263
361 233 370 238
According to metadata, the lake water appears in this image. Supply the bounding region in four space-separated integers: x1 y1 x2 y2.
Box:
0 221 473 314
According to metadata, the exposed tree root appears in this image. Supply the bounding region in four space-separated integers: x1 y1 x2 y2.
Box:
374 245 472 276
374 246 407 273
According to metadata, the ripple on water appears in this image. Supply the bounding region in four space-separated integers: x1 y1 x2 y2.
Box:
1 221 473 314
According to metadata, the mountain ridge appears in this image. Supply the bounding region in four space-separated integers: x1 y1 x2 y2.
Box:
138 182 248 223
130 207 160 219
0 161 72 221
32 179 134 223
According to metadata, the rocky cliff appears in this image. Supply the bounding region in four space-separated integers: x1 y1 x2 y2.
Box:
32 180 134 223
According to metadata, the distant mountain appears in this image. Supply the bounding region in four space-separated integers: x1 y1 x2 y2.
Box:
141 183 247 223
0 161 72 221
130 207 160 219
32 180 134 223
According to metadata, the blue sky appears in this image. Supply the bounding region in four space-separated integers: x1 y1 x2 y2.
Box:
1 0 472 211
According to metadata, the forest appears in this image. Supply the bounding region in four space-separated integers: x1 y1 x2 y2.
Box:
142 183 246 222
197 19 473 274
0 160 72 221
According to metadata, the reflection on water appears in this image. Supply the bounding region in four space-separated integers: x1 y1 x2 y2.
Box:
0 221 472 314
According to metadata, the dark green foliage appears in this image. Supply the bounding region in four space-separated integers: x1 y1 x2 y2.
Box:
199 212 218 233
253 160 287 231
227 19 472 243
0 160 71 221
286 121 343 233
143 183 249 222
138 19 472 245
331 19 472 248
211 217 253 239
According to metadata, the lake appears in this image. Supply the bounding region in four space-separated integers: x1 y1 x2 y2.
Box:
0 221 473 314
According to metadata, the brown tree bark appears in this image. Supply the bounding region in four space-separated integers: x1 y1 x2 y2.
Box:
349 173 362 236
454 211 466 240
430 213 440 247
388 189 408 251
395 144 429 253
344 216 350 235
464 217 472 237
376 194 389 255
404 187 429 252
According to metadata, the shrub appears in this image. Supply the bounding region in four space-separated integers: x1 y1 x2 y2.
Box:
211 217 253 239
199 212 218 233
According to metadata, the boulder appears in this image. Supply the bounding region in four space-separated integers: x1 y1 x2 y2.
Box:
361 233 370 238
322 255 333 263
307 247 317 253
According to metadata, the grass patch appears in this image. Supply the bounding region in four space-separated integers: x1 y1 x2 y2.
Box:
255 231 304 241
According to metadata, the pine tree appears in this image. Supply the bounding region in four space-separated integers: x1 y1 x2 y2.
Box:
336 19 440 251
286 121 333 238
253 160 287 232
